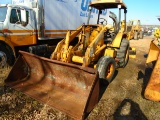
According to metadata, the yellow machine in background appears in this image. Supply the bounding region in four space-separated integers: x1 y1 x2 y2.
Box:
5 0 136 119
154 28 160 41
120 20 137 58
125 20 144 40
144 17 160 102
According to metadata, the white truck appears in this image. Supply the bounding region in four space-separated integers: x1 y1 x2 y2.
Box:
0 0 108 66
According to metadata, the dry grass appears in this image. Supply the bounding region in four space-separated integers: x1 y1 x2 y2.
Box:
0 65 11 86
0 88 72 120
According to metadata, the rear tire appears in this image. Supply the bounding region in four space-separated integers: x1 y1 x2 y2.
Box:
139 31 144 39
116 38 129 68
134 32 138 40
96 56 116 84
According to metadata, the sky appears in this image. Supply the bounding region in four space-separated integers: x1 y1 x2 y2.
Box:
0 0 160 25
123 0 160 25
0 0 11 4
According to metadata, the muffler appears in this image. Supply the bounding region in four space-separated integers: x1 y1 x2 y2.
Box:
5 51 99 120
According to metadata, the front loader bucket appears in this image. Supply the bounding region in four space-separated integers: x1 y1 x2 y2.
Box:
5 51 99 120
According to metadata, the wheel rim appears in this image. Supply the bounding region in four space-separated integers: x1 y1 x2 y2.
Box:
0 51 7 67
106 63 114 79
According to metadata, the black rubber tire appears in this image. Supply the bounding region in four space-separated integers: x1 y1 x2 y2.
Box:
0 43 15 66
139 31 144 39
96 56 116 84
116 38 129 68
134 32 138 40
0 51 7 67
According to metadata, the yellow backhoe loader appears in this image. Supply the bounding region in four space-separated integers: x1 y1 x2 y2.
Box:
144 17 160 102
5 0 135 119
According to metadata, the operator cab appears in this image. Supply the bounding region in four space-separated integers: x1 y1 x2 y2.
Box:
87 0 127 32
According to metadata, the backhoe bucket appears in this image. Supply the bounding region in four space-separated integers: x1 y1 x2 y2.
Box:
144 40 160 102
5 51 99 120
146 40 160 64
144 55 160 102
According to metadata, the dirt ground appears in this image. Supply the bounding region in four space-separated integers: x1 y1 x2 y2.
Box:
0 35 160 120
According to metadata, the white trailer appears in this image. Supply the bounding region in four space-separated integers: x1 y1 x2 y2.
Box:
0 0 107 66
11 0 107 39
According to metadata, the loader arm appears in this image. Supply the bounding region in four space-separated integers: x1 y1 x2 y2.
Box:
83 25 111 67
51 25 83 62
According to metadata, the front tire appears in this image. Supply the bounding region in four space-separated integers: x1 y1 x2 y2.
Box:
0 43 15 66
96 56 116 84
0 51 7 67
134 32 138 40
139 31 144 39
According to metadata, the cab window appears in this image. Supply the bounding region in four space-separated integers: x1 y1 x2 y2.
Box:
10 9 21 24
0 7 7 22
10 8 29 25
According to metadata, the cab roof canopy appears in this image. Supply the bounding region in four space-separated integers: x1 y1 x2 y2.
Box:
89 0 127 10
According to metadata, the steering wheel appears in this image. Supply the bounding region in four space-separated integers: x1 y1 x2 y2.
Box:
99 18 107 25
